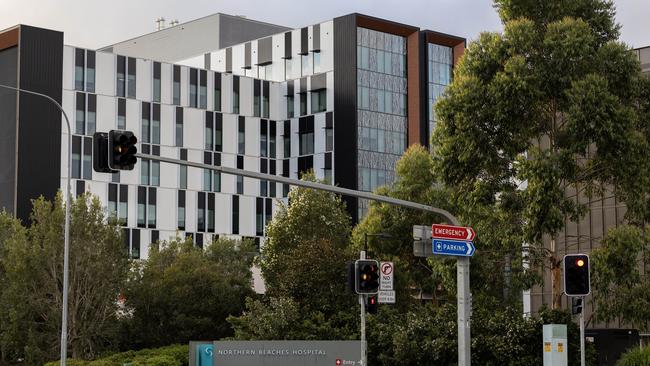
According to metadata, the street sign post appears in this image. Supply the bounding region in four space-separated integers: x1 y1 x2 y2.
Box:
432 239 475 257
378 290 395 304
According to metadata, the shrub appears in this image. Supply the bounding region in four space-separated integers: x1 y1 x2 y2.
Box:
616 346 650 366
43 345 188 366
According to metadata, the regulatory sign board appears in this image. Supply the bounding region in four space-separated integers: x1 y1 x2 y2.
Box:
432 238 475 257
431 224 475 241
379 261 393 291
378 290 395 304
212 341 363 366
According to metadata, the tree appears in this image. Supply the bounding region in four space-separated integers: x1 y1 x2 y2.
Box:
591 225 650 326
0 194 129 364
432 0 650 308
121 236 255 349
229 173 358 340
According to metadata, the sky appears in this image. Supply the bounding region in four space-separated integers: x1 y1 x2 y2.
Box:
0 0 647 50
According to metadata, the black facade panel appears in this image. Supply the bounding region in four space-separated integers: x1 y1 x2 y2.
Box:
284 32 292 59
0 46 18 214
333 15 358 222
300 27 308 55
258 37 272 65
312 24 320 51
16 26 63 222
225 47 232 73
244 42 251 69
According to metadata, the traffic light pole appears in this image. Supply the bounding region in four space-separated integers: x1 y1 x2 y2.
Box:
580 297 585 366
458 256 471 366
0 84 73 366
359 250 367 366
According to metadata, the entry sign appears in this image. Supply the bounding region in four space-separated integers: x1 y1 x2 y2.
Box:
431 224 476 257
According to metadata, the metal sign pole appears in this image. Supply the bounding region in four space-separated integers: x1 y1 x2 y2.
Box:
580 297 585 366
360 250 367 366
457 256 471 366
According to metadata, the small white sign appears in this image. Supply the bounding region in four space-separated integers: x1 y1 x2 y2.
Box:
378 290 395 304
379 261 394 291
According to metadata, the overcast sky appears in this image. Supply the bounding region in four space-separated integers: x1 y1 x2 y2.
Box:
0 0 647 50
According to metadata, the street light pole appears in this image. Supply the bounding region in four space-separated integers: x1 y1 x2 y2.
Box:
0 84 72 366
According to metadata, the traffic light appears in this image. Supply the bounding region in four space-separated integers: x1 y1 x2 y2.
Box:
93 130 138 173
564 254 590 296
355 259 379 295
366 295 378 314
571 297 583 315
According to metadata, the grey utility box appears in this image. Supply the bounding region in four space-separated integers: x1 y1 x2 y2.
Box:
543 324 568 366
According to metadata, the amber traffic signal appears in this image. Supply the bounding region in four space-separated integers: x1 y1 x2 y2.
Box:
564 254 590 296
355 260 380 295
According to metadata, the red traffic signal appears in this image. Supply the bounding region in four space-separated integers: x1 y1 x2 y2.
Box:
366 294 378 314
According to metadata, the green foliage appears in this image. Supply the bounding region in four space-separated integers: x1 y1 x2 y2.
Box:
616 346 650 366
591 226 650 326
0 194 129 364
43 344 188 366
258 172 355 314
121 236 255 349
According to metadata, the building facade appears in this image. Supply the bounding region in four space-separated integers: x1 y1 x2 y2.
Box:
0 14 464 260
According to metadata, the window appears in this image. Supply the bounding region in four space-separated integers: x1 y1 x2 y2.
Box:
75 92 85 134
301 54 310 76
203 152 212 191
283 120 291 157
299 93 307 116
326 128 333 151
262 81 270 118
152 104 160 144
313 52 321 74
311 89 326 113
253 80 261 117
108 183 128 225
215 113 223 152
175 107 183 147
141 102 150 143
140 158 159 186
232 75 240 114
260 158 268 197
140 159 149 185
137 187 156 229
207 193 215 233
116 55 126 97
177 190 186 230
197 192 205 232
299 117 314 155
153 62 161 103
260 119 268 157
130 229 141 259
238 117 245 154
269 121 276 158
256 198 264 236
87 94 96 135
71 136 92 180
284 58 292 80
297 156 313 177
287 95 294 118
214 73 222 111
205 112 213 150
213 153 222 192
189 68 198 108
75 49 84 91
172 65 181 105
232 195 239 234
324 152 332 183
86 51 95 93
127 57 136 98
236 156 244 194
117 98 126 129
179 149 187 189
199 70 207 109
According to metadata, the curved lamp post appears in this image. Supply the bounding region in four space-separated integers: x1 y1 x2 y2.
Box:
0 83 72 366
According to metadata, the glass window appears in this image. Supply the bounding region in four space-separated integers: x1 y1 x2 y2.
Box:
326 128 333 151
190 69 197 108
214 171 221 192
117 98 126 130
313 52 321 74
199 70 207 109
215 115 223 152
237 176 243 195
141 103 150 143
172 65 181 105
177 191 185 230
127 57 136 99
232 196 239 234
287 95 295 118
141 160 149 185
300 93 307 116
152 105 160 144
137 189 146 228
117 55 126 97
299 132 314 155
263 94 269 118
203 169 212 191
151 161 160 186
179 165 187 189
301 54 310 76
71 136 81 179
254 94 260 117
238 118 245 155
83 137 92 180
118 185 127 226
285 58 292 80
75 92 85 135
214 73 222 111
153 62 161 103
205 115 213 150
233 90 240 114
311 90 326 113
75 48 84 91
175 107 183 147
87 94 96 135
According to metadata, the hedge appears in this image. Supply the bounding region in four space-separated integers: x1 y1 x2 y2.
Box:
617 346 650 366
43 344 188 366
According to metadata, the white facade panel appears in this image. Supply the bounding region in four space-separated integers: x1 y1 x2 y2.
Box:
63 46 74 91
96 95 116 132
161 63 172 105
215 193 230 233
157 187 175 232
136 59 151 102
239 195 255 236
314 112 326 154
221 154 236 194
96 52 115 96
160 105 175 146
185 190 196 232
239 77 253 116
222 114 237 154
211 50 226 73
320 21 335 73
180 66 189 107
222 74 232 114
184 109 204 150
245 117 259 157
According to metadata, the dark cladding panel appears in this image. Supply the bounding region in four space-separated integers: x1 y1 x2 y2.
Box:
0 45 17 214
333 15 358 222
225 47 232 73
283 32 292 59
258 37 272 65
300 27 308 55
312 24 321 51
244 42 251 69
17 26 63 222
